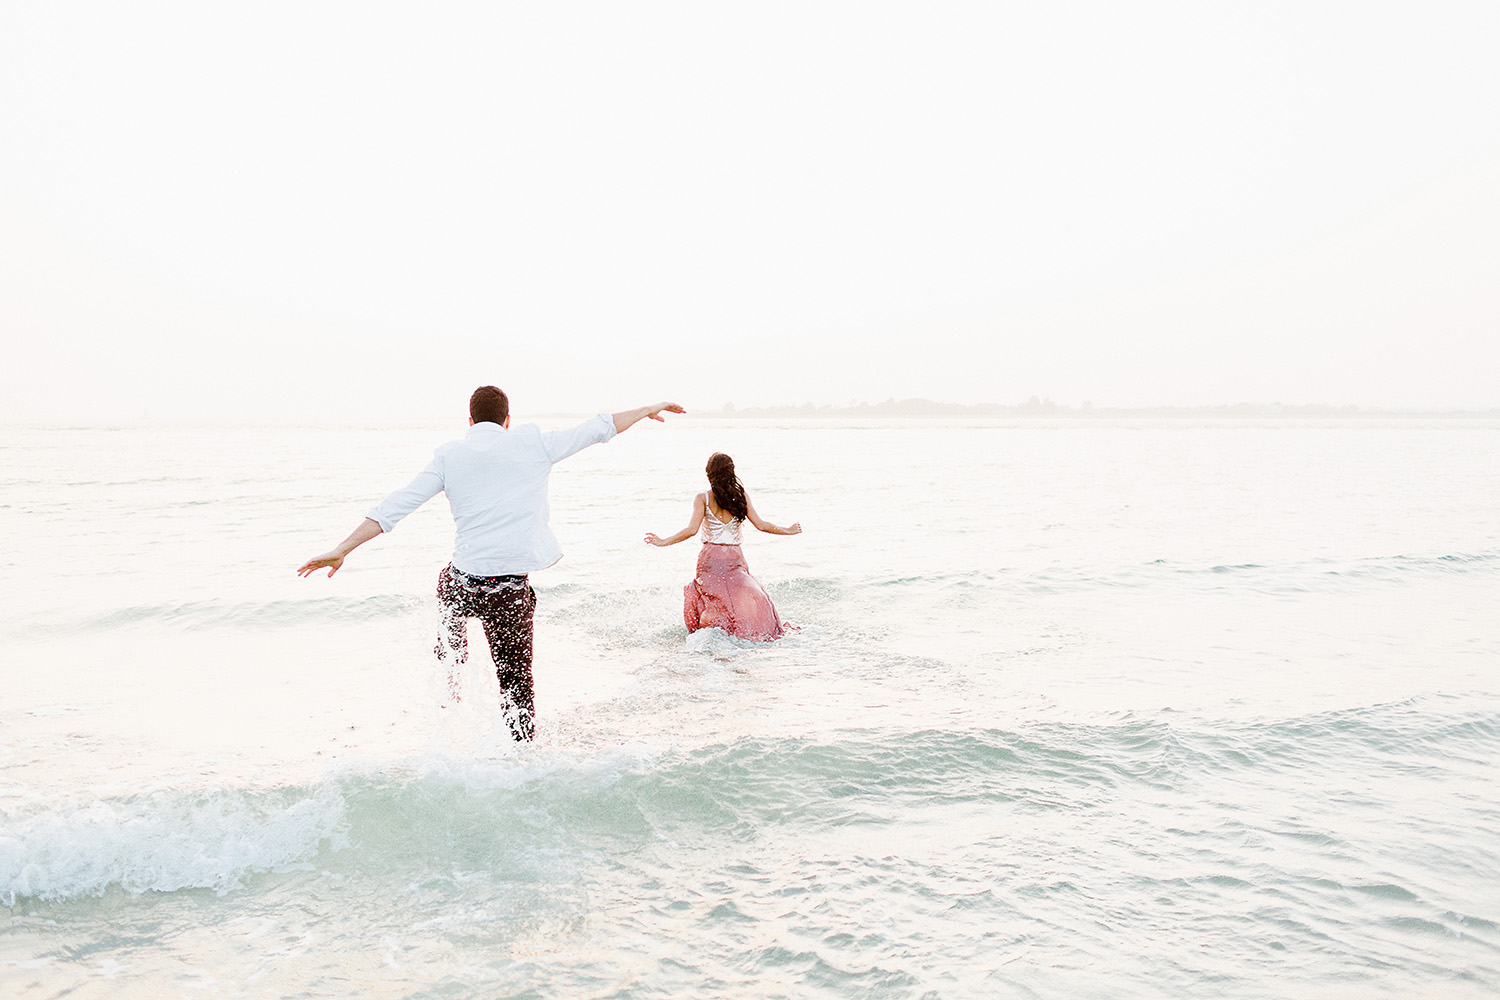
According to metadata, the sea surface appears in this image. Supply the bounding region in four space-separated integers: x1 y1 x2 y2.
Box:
2 415 1498 999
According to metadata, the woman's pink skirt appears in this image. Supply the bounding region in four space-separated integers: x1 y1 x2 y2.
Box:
683 543 785 641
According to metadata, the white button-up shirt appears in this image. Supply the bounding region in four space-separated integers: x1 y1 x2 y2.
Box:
367 414 617 576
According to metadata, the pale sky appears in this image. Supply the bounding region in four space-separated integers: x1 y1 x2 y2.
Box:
2 1 1497 422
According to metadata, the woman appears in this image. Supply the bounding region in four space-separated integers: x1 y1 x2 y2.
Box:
645 452 801 641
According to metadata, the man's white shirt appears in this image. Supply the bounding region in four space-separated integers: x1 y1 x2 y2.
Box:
367 414 617 576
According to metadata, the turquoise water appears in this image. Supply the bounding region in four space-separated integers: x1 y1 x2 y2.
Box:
3 417 1498 997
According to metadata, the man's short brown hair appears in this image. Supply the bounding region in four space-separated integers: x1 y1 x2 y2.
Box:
470 386 509 425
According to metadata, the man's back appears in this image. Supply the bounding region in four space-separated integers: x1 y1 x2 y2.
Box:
369 414 617 576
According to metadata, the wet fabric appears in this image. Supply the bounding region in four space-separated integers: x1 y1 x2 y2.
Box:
683 543 785 641
436 563 537 740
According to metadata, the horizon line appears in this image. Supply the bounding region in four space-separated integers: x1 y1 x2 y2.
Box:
5 398 1499 430
703 398 1500 418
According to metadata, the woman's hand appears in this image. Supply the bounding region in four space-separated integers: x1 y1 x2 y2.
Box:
644 495 704 547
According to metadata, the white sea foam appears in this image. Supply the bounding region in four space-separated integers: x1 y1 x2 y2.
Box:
0 786 347 905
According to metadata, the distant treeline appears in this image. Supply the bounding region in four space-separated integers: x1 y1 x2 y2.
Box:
707 398 1500 418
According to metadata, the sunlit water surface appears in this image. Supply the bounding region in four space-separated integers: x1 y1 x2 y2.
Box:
2 416 1498 998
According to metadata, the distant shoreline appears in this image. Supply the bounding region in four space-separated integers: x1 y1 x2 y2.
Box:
7 401 1499 431
700 399 1500 419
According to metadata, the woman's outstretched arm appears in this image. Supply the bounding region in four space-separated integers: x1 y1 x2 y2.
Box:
645 493 707 547
746 495 801 535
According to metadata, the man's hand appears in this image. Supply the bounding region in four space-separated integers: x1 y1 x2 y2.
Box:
646 402 686 421
296 518 383 579
297 552 346 578
614 402 686 434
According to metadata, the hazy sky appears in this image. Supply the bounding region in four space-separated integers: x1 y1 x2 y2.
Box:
2 1 1497 421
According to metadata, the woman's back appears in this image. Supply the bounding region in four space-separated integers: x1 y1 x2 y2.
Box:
699 493 744 545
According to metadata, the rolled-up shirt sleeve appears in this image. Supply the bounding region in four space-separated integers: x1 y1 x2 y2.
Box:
539 412 618 464
367 459 444 533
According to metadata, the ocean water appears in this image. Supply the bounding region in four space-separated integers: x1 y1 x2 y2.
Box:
2 415 1498 999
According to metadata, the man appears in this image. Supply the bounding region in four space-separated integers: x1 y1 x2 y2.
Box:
297 387 684 739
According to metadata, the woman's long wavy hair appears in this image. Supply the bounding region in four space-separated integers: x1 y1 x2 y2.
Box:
705 452 749 521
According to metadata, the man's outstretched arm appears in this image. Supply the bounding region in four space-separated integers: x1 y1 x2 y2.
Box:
299 460 443 578
613 402 686 434
297 518 383 578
